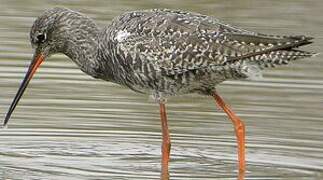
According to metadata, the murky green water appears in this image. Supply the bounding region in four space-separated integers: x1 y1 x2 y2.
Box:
0 0 323 179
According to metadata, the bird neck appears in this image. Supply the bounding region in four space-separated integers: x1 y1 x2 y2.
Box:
57 11 101 78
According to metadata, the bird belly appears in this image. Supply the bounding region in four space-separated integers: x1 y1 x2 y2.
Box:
124 70 231 97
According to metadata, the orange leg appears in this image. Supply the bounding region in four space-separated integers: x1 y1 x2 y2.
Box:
159 102 171 180
212 91 246 178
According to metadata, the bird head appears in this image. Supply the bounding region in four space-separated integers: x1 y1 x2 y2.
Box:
30 7 76 58
2 7 81 127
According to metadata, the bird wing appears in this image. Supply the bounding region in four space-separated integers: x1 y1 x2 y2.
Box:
112 9 313 76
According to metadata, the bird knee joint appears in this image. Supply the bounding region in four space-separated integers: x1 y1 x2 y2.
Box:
235 121 245 134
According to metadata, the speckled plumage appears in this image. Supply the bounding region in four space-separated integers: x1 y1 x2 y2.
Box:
3 7 317 175
30 7 315 99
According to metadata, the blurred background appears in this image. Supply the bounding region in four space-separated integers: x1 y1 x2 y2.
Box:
0 0 322 179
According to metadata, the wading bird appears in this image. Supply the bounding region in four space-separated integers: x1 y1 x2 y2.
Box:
2 7 316 179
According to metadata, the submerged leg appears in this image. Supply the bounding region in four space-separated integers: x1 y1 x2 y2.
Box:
212 91 246 176
159 102 171 180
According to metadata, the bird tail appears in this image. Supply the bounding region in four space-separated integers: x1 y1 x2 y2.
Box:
234 35 318 80
250 49 317 68
236 49 317 80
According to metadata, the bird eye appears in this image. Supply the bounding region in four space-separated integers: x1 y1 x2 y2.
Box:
36 33 46 43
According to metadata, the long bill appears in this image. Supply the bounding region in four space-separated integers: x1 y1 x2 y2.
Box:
3 53 45 127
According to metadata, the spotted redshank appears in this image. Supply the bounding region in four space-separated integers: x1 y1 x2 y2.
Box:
2 7 316 179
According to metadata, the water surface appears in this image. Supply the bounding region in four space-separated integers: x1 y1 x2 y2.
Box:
0 0 323 179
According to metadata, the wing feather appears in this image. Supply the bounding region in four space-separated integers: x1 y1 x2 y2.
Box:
111 9 313 76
